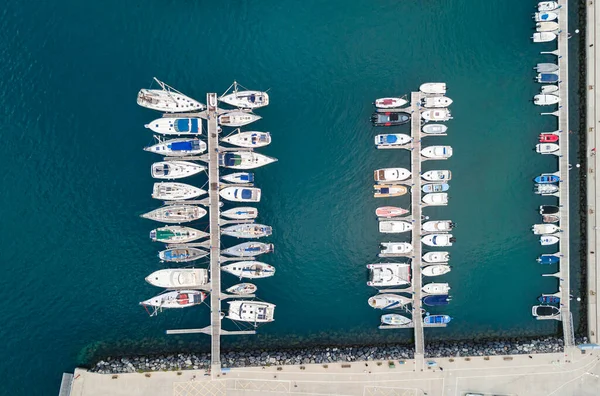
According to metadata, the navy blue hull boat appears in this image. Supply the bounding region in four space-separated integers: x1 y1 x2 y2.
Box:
538 295 560 304
423 294 450 306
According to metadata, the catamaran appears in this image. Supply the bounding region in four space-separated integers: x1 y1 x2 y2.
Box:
152 182 206 201
226 301 275 323
366 263 411 287
221 262 276 279
221 131 271 148
219 82 269 109
145 269 209 289
145 118 202 135
151 161 205 180
144 138 206 156
137 78 205 113
149 226 208 244
222 242 274 257
218 152 277 170
141 205 207 224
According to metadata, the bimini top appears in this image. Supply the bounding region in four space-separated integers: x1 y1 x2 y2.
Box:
169 140 202 152
175 119 200 133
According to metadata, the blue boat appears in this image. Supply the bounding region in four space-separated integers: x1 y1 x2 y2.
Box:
537 73 559 83
424 314 452 325
538 295 560 304
423 294 450 306
534 174 560 184
537 254 559 264
422 183 450 193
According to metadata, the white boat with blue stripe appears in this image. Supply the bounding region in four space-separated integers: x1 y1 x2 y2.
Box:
219 187 261 203
374 133 411 148
144 138 206 156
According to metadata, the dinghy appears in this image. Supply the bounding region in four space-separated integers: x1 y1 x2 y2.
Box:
540 235 559 245
535 63 559 73
140 290 206 309
422 96 453 108
422 264 451 277
221 262 276 279
534 94 560 106
145 118 202 135
537 254 559 264
422 183 449 193
222 242 274 257
421 109 452 122
374 168 411 182
536 21 559 32
152 182 206 201
366 263 411 287
151 161 205 180
538 1 560 11
541 85 559 94
421 146 453 159
533 32 557 43
424 315 452 325
422 251 449 263
218 111 262 127
221 207 258 220
371 112 411 126
534 174 560 184
159 247 209 263
540 205 559 214
532 305 560 318
422 283 450 295
368 294 411 309
423 220 454 233
543 214 560 223
536 143 560 154
222 172 254 184
225 283 258 295
422 234 454 247
145 269 209 289
422 193 448 205
379 242 413 255
219 187 261 202
376 206 409 218
422 170 452 181
219 82 269 109
227 301 276 323
144 138 206 156
374 97 408 109
374 185 408 198
381 314 412 326
150 226 208 244
221 223 272 239
137 78 205 113
218 152 277 170
537 72 559 83
538 295 560 304
141 205 207 224
539 133 559 142
532 224 559 235
423 295 450 306
379 220 413 233
374 133 412 148
420 83 446 95
422 124 448 135
221 131 271 148
535 184 559 195
534 11 558 21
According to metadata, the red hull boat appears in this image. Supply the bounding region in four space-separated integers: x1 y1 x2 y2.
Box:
376 206 409 218
539 133 559 143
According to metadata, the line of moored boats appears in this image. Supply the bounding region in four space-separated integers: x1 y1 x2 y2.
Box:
531 2 563 43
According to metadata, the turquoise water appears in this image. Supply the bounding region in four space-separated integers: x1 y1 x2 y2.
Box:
0 0 583 394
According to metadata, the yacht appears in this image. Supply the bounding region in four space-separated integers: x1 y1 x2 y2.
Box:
221 172 255 184
145 118 202 135
140 290 206 309
422 109 452 122
381 314 412 326
149 226 208 244
535 184 559 195
536 21 559 32
374 168 411 182
422 251 449 263
374 97 408 108
534 11 558 21
218 151 277 170
221 242 274 257
540 235 559 245
159 247 208 263
421 146 453 159
379 220 413 233
533 94 560 106
422 264 451 277
221 223 272 238
532 32 557 43
219 82 269 109
538 1 560 11
422 183 449 193
152 182 206 201
227 301 275 323
366 263 411 287
422 96 453 108
532 224 560 235
151 161 205 180
221 207 259 220
422 193 449 205
422 124 448 135
379 242 413 256
141 205 207 224
422 234 454 247
422 220 454 233
536 143 560 154
145 269 209 289
537 72 559 83
422 283 451 295
420 83 446 95
137 78 205 113
219 187 261 202
532 305 560 319
218 111 262 127
225 283 258 295
221 131 271 148
422 170 451 182
374 133 412 148
221 262 276 278
368 294 412 309
374 184 408 198
144 138 206 156
535 63 559 72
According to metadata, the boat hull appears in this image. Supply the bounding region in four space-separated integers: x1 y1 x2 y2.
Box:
221 224 272 239
145 269 209 289
150 226 207 244
221 262 276 279
422 251 449 263
221 207 259 220
379 220 413 233
219 187 262 203
151 161 205 180
225 283 258 295
421 234 453 247
140 290 206 308
145 118 203 135
374 97 408 109
221 132 271 148
376 206 409 218
222 242 274 257
141 205 207 224
159 247 208 263
218 111 262 127
419 83 446 95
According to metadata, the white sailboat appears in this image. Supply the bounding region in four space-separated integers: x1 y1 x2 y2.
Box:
221 223 272 238
219 151 277 170
141 205 207 224
219 82 269 109
145 118 202 136
221 172 254 184
144 138 206 156
145 269 209 289
225 283 258 295
159 247 208 263
221 262 276 279
152 182 206 200
221 207 259 220
221 131 271 148
218 111 262 127
222 242 274 257
151 161 205 180
149 226 208 244
137 78 205 113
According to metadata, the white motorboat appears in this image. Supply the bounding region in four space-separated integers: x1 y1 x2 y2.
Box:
379 242 413 256
219 82 269 109
536 21 559 32
221 207 258 220
422 96 453 108
421 146 453 159
227 301 275 323
222 242 274 257
422 283 450 295
422 220 454 233
374 133 412 148
159 247 208 263
541 85 559 94
368 294 411 309
536 143 560 154
221 131 271 148
145 118 202 135
137 78 205 113
422 251 449 263
532 224 560 235
380 314 412 326
366 263 411 287
219 187 261 202
144 138 206 157
225 283 257 295
534 94 560 106
422 183 449 193
422 170 452 182
379 220 413 234
221 261 276 279
422 234 454 247
535 184 559 195
151 161 205 180
532 32 557 43
374 168 411 182
422 264 451 277
221 172 254 184
540 235 559 245
218 111 262 127
374 97 409 108
538 1 560 11
221 223 272 238
141 205 207 224
534 11 558 21
422 124 448 135
422 109 452 122
140 290 206 309
422 193 448 205
219 151 277 170
150 226 208 244
152 182 206 201
535 63 559 73
145 269 209 289
376 206 409 218
420 83 446 95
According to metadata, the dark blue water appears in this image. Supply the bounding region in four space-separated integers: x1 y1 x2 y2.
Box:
0 0 583 394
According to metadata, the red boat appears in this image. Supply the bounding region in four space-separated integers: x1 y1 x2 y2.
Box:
539 133 559 143
375 206 409 218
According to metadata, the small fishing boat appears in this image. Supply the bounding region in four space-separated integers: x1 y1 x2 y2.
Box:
423 220 454 233
422 264 451 277
151 161 205 180
537 72 559 83
366 263 411 287
150 226 208 244
422 251 449 263
543 214 560 223
379 242 413 255
536 21 559 32
422 183 449 193
145 118 202 135
379 220 413 233
538 295 560 304
424 315 452 325
218 152 277 170
221 223 272 239
537 254 559 264
538 2 560 12
374 97 408 109
534 94 560 106
219 82 269 109
422 170 452 181
534 174 560 184
421 146 453 159
221 242 274 257
374 168 411 182
159 247 209 263
137 78 205 113
534 11 558 21
221 207 258 220
422 234 454 247
541 85 559 94
140 290 206 309
225 283 258 295
374 133 412 148
371 112 411 126
221 262 276 279
141 205 207 224
422 283 450 295
420 83 446 95
218 111 262 127
145 269 209 289
381 314 412 326
532 305 560 318
532 32 557 43
422 124 448 135
535 184 559 195
540 205 559 214
536 143 560 154
540 235 560 245
219 187 261 202
221 172 255 184
535 63 559 73
368 294 412 309
376 206 409 218
532 224 559 235
227 301 276 323
421 109 452 122
374 184 408 198
539 133 559 142
152 182 206 201
144 138 206 156
221 131 271 148
422 193 448 205
423 294 450 306
422 96 453 108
